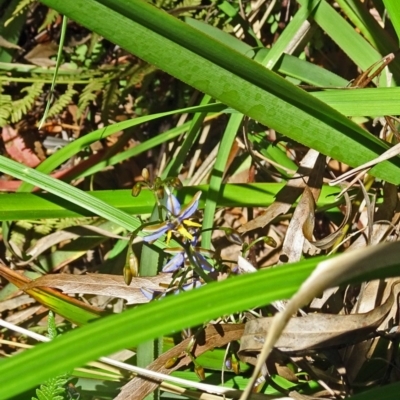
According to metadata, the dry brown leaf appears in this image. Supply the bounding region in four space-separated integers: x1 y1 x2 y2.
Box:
278 151 326 263
350 182 398 249
24 42 59 66
116 324 244 400
23 273 174 304
18 225 128 266
342 278 400 383
279 186 315 264
238 282 396 363
309 188 352 250
239 241 400 400
2 126 41 167
238 149 322 234
0 264 102 324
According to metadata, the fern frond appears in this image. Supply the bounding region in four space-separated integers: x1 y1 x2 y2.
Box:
77 79 105 118
11 82 45 123
15 220 33 231
4 0 35 27
11 220 33 248
34 222 54 235
0 94 13 127
47 84 77 118
32 312 69 400
32 375 68 400
38 9 59 32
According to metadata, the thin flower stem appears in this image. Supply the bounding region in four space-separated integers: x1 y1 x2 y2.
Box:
184 243 213 283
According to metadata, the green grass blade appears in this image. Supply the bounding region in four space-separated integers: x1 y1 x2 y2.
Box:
0 183 342 221
263 0 321 69
335 0 398 57
161 94 213 178
38 16 67 129
18 103 225 192
298 0 400 83
202 113 243 249
0 155 141 232
38 0 400 184
383 0 400 41
1 251 400 398
312 87 400 117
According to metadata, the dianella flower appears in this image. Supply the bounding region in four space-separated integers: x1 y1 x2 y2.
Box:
142 190 202 244
162 245 214 273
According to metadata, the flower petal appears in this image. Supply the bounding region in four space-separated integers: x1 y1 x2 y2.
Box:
163 252 185 272
194 253 214 272
165 188 181 215
142 222 172 242
177 191 201 222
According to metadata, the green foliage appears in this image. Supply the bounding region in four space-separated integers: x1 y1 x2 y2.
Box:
0 82 45 126
47 84 78 119
38 8 59 32
174 0 202 17
10 82 44 123
4 0 35 27
0 92 13 127
2 0 400 399
77 79 106 118
32 312 69 400
47 311 58 340
101 80 120 121
32 375 69 400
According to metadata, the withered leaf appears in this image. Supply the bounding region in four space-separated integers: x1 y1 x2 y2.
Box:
2 125 41 168
350 182 398 249
279 186 315 264
18 225 128 266
0 264 102 324
343 278 400 383
238 150 323 234
115 324 244 400
309 186 351 250
24 42 59 66
23 273 174 304
238 281 397 364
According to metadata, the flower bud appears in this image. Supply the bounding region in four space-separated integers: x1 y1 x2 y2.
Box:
142 168 150 181
132 182 142 197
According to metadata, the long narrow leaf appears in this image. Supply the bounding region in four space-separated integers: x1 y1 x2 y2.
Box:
38 0 400 184
1 246 400 398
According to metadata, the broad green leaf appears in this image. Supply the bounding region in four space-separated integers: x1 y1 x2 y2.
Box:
38 0 400 184
1 248 400 398
298 0 400 83
0 183 342 221
335 0 398 57
0 156 141 233
383 0 400 41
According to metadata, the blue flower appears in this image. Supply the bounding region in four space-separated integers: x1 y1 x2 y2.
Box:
162 247 214 273
142 190 202 243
